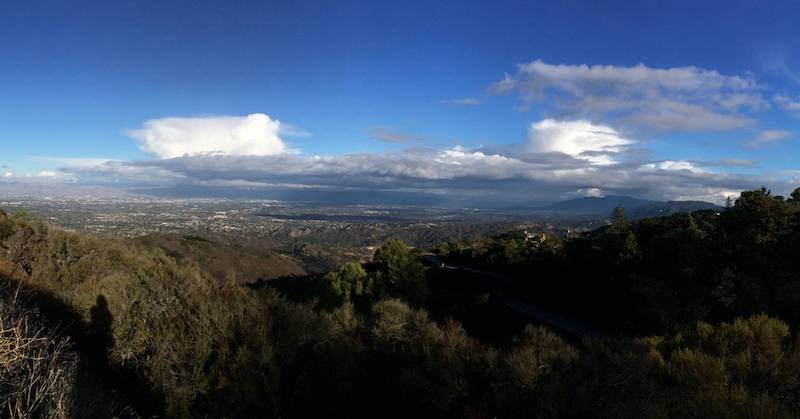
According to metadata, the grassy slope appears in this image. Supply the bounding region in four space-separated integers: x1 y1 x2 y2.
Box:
133 233 305 283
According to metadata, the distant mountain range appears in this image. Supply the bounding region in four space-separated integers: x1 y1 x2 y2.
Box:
535 195 722 219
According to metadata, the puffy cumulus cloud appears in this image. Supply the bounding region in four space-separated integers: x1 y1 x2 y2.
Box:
128 113 290 158
2 172 12 178
491 60 765 131
526 119 633 165
37 171 57 177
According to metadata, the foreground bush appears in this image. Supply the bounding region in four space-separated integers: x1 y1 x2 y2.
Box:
0 284 77 418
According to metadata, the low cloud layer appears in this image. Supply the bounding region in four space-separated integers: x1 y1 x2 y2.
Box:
60 126 774 206
129 113 289 158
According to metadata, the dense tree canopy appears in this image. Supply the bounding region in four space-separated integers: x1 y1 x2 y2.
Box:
439 187 800 336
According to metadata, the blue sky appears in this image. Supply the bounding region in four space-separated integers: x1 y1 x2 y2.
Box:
1 0 800 204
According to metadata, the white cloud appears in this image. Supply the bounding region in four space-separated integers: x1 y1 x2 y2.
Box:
696 158 755 168
369 127 422 143
640 160 703 173
620 98 754 131
442 98 481 106
579 187 605 197
33 157 118 168
745 130 793 149
37 171 57 177
128 113 290 158
3 172 12 178
277 123 311 138
756 130 792 142
716 190 742 200
526 119 633 165
492 60 764 131
773 94 800 115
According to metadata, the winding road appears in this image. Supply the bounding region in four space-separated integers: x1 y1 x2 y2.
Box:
423 254 604 338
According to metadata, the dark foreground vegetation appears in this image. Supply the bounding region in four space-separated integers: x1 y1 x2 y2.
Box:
1 187 800 418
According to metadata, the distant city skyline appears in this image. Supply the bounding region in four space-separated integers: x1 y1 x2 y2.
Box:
2 0 800 204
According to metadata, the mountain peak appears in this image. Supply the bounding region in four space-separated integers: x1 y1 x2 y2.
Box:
538 195 720 217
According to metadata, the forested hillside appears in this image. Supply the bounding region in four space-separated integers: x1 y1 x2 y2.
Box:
438 187 800 335
1 188 800 418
